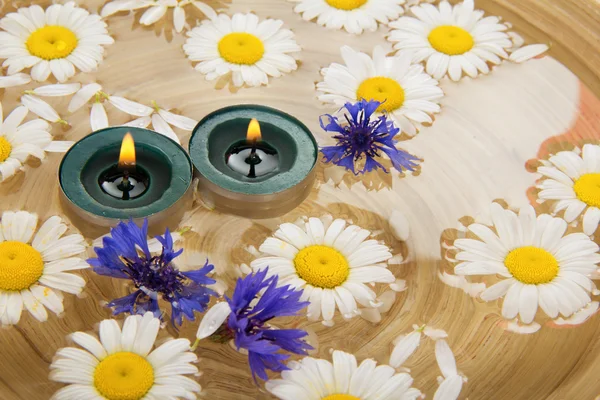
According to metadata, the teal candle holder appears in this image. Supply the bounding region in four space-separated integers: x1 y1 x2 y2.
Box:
59 127 193 235
189 105 318 219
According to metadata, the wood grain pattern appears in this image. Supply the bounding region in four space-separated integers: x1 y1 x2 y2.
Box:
0 0 600 399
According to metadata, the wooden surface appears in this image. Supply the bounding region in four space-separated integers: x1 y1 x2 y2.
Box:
1 0 600 399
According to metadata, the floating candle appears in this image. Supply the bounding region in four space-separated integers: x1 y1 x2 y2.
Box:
189 105 318 219
225 119 279 178
59 127 193 235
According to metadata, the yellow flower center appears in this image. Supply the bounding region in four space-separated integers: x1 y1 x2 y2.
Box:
26 26 78 60
428 25 474 55
504 246 559 284
573 173 600 208
322 395 361 400
325 0 368 10
0 137 12 163
94 352 155 400
218 33 265 65
0 241 44 291
356 77 405 112
294 245 349 289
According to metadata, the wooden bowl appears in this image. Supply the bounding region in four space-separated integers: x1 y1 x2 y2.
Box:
0 0 598 399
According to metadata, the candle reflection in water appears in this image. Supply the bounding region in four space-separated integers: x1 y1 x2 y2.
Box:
99 133 149 200
225 118 279 178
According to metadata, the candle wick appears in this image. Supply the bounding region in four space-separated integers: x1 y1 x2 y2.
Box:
246 139 262 165
119 169 132 200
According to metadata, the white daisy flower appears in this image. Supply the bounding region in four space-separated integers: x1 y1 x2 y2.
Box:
102 0 216 33
250 216 396 325
0 103 73 182
388 0 513 81
537 144 600 236
266 350 422 400
453 202 600 324
0 2 114 83
183 13 301 88
289 0 405 35
50 312 202 400
317 45 443 136
0 211 88 326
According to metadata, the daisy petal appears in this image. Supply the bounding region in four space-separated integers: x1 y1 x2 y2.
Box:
21 94 62 123
21 289 48 322
433 375 464 400
151 113 180 144
68 83 102 112
90 102 108 131
509 44 548 63
389 330 421 368
157 108 197 131
70 332 108 360
196 302 231 340
108 96 153 117
435 339 457 378
31 83 81 97
99 319 122 354
0 73 31 88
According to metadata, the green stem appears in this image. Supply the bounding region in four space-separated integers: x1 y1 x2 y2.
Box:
178 226 192 235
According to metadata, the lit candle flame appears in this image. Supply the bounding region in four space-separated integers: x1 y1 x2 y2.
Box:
118 133 136 169
247 118 261 142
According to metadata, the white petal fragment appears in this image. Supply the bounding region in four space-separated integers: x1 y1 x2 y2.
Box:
509 44 549 63
31 83 81 97
424 327 448 340
435 339 457 378
158 108 197 131
0 73 31 88
21 94 64 123
151 113 180 144
108 96 153 117
90 103 109 131
389 330 421 368
196 302 231 340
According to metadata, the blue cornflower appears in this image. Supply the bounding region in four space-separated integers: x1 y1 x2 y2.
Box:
195 268 312 382
88 219 217 327
320 99 420 175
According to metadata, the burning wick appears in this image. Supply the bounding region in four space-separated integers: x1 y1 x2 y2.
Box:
225 119 279 178
99 133 149 200
246 119 262 177
118 133 135 198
